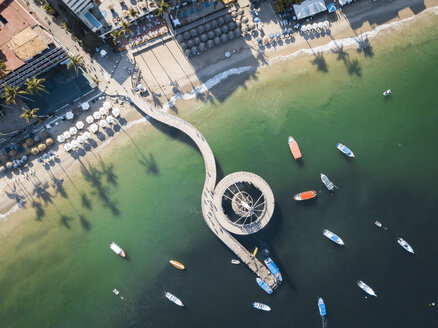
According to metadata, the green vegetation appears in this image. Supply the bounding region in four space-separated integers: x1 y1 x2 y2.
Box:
20 107 43 123
273 0 302 12
128 7 139 19
25 77 47 96
0 60 9 80
67 55 85 73
2 84 28 105
111 30 123 45
120 20 132 36
157 0 170 16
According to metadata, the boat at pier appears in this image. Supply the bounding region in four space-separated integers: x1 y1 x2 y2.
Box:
253 302 271 311
264 257 282 281
336 143 355 157
288 136 302 160
318 297 326 316
169 260 185 270
256 277 273 294
357 280 377 297
231 259 240 264
165 292 184 306
397 238 414 254
294 190 317 201
109 242 126 258
323 229 344 245
321 174 337 191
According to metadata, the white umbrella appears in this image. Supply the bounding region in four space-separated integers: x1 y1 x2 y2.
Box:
63 131 71 139
81 102 90 110
76 121 84 130
69 127 78 135
100 49 107 57
103 101 111 110
86 115 94 124
312 23 318 30
65 111 74 120
323 21 329 28
83 131 91 140
71 140 79 149
77 136 85 144
301 25 307 32
93 111 101 120
99 106 108 116
112 107 120 117
318 22 324 29
64 143 72 152
106 115 115 124
90 123 99 133
46 124 51 130
99 119 107 128
57 135 65 143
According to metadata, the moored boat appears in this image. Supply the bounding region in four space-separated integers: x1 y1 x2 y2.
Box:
231 259 240 265
256 277 273 294
253 302 271 311
357 280 377 297
383 89 391 96
294 190 317 201
288 136 302 160
318 297 326 317
109 242 126 258
320 173 337 191
113 289 120 295
336 143 355 157
264 257 282 282
397 238 414 254
165 292 184 306
169 260 185 270
323 229 344 245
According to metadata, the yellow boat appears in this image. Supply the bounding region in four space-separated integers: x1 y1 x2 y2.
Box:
169 260 185 270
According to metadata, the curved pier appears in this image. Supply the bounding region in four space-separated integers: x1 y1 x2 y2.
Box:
127 91 279 290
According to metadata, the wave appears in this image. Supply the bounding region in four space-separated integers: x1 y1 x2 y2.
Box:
0 202 23 220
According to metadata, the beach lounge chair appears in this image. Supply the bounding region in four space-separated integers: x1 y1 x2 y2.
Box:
181 11 186 18
204 1 210 7
189 8 194 15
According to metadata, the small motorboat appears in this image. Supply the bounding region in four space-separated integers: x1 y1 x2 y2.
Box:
165 292 184 306
112 289 120 295
357 280 377 297
294 190 317 201
383 89 391 96
321 173 338 191
288 136 302 160
375 220 388 230
318 297 326 317
336 143 355 157
323 229 344 245
231 259 240 265
253 302 271 311
109 242 126 258
264 257 282 282
397 238 414 254
169 260 185 270
256 277 273 294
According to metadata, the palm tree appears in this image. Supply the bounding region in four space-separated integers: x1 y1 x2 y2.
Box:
111 30 123 45
25 76 47 95
67 54 85 74
20 107 43 123
157 0 170 16
2 84 28 105
119 20 131 37
0 60 9 80
128 7 139 20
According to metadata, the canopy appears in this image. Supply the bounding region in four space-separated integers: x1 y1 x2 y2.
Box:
71 140 79 149
327 3 336 13
69 127 78 135
76 121 84 129
63 131 71 139
83 131 91 140
99 119 107 128
90 123 99 133
64 143 72 152
77 136 85 144
293 0 327 20
99 107 108 116
93 111 102 120
57 135 65 143
112 108 120 117
81 102 90 110
106 115 115 124
103 101 111 110
65 111 74 120
86 115 94 124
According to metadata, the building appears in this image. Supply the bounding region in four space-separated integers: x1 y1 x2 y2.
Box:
293 0 327 20
0 0 68 96
61 0 103 32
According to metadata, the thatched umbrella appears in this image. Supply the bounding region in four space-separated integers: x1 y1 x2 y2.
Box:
180 42 188 50
211 20 218 28
221 33 228 42
248 23 255 31
0 166 5 174
197 25 205 34
184 49 191 57
190 29 198 37
221 25 229 33
199 42 207 51
228 31 235 40
228 21 236 30
31 147 39 155
6 162 12 169
187 39 194 48
183 31 190 40
235 19 241 27
231 10 237 18
200 34 208 42
45 138 54 146
194 37 201 45
241 25 248 33
38 143 46 152
25 138 34 146
218 17 225 25
176 34 184 42
207 39 214 48
214 36 221 45
208 31 215 39
191 46 198 55
205 23 212 31
214 27 222 36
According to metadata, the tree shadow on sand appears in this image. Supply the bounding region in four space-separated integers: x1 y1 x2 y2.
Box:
355 35 374 57
80 192 92 209
60 215 74 229
33 182 54 205
311 52 328 72
32 201 45 221
50 176 67 198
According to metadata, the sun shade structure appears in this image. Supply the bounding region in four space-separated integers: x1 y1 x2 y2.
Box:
99 106 108 116
77 136 85 144
64 143 72 152
103 102 111 110
83 131 91 140
76 121 84 130
293 0 327 20
86 115 94 124
93 111 102 120
63 131 71 139
112 108 120 117
69 127 78 135
90 123 99 133
99 119 107 128
106 115 115 124
57 135 65 143
65 111 74 120
81 102 90 110
71 140 79 149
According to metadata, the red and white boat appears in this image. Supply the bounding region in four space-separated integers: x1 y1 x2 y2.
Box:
110 242 126 258
294 190 317 201
169 260 185 270
288 136 302 160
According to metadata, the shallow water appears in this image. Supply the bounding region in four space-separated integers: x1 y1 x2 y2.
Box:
1 12 438 328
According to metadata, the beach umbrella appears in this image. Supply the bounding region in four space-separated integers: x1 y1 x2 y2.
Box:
57 135 65 143
38 143 46 152
248 23 255 31
187 39 194 48
191 46 198 55
86 115 94 124
197 25 205 34
228 22 236 30
25 138 34 146
228 31 235 40
63 131 71 139
77 136 85 144
83 131 91 140
282 29 288 35
221 25 229 33
242 16 249 24
106 115 115 124
235 19 241 27
99 107 108 116
258 23 263 31
112 108 120 117
184 49 191 57
269 33 275 39
214 36 221 45
231 11 237 18
6 162 12 169
176 34 184 42
71 140 79 149
46 124 52 130
42 153 49 160
76 121 84 130
234 28 241 37
81 102 90 110
65 111 74 120
211 19 218 28
0 166 5 173
207 39 214 48
194 37 201 45
45 138 54 146
93 111 102 120
190 29 198 37
224 14 232 23
324 21 330 28
238 8 244 16
180 42 187 50
205 23 212 31
31 147 39 155
9 149 17 156
301 25 307 32
183 31 190 40
218 17 225 25
199 42 207 51
254 17 260 23
276 32 281 38
257 37 263 43
208 31 215 39
64 143 72 152
220 34 228 43
200 34 208 42
103 101 111 110
99 119 107 128
214 27 222 36
241 25 248 33
225 51 231 58
69 127 78 135
90 123 99 133
21 155 28 162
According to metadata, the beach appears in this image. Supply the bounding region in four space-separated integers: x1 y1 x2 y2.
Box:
1 1 438 327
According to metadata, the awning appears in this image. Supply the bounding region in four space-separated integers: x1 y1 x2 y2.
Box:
293 0 327 20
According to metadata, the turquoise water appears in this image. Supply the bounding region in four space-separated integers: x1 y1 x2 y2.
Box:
2 14 438 328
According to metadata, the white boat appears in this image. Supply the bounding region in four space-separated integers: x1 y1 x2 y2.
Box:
323 229 344 245
397 238 414 254
165 292 184 307
112 289 120 295
109 242 126 257
231 259 240 264
383 89 391 96
357 280 377 297
253 302 271 311
336 143 355 157
321 173 337 191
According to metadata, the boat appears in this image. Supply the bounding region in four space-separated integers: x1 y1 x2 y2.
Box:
165 292 184 306
318 297 326 317
375 221 382 228
253 247 258 257
288 136 302 160
112 289 120 295
397 238 414 254
264 257 282 282
357 280 377 297
320 173 337 191
231 259 240 264
294 190 317 201
336 143 355 157
169 260 185 270
253 302 271 311
256 277 273 294
109 242 126 258
383 89 391 96
323 229 344 245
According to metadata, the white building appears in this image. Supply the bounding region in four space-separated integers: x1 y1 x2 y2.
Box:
62 0 103 32
293 0 327 20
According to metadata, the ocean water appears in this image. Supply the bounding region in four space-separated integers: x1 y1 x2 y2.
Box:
1 12 438 328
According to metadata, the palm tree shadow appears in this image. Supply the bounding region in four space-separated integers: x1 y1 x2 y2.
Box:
32 201 45 221
33 182 53 205
80 192 92 209
139 153 159 175
346 59 362 76
311 52 328 72
51 176 67 198
355 35 374 57
60 215 73 229
79 215 91 230
331 42 349 61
